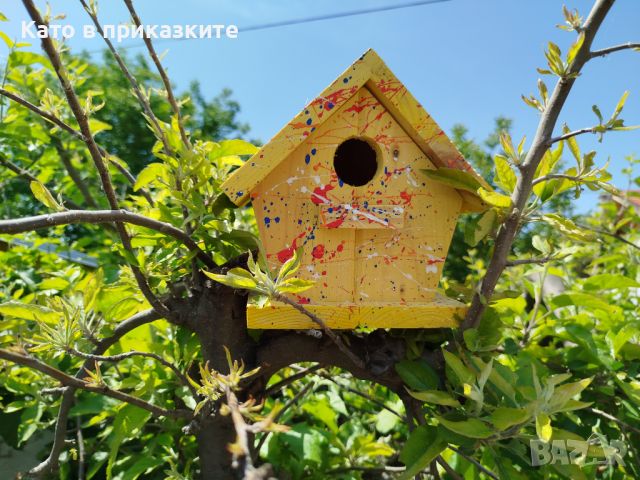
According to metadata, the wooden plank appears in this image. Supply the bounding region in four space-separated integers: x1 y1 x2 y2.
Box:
319 204 405 229
247 297 466 330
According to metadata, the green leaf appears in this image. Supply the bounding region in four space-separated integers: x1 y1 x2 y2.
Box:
407 389 461 407
277 278 315 294
88 118 112 135
548 378 592 412
582 273 640 291
203 268 258 290
30 181 64 211
0 301 59 323
477 187 512 208
395 359 439 391
107 404 151 479
134 163 169 191
491 407 532 431
0 12 8 21
437 416 494 439
0 31 14 48
442 350 474 386
542 214 595 241
399 425 447 480
420 167 482 193
551 292 615 313
566 31 585 64
494 154 517 192
535 412 552 442
464 209 496 246
611 90 629 121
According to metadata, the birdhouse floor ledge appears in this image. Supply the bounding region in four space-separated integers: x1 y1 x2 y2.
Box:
247 295 466 330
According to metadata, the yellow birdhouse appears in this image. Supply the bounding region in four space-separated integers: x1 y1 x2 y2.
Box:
222 49 489 330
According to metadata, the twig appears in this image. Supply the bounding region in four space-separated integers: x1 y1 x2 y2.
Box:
437 456 463 480
448 446 499 480
255 381 315 454
590 42 640 59
505 256 556 266
66 347 197 397
0 209 216 269
263 364 322 397
575 222 640 251
461 0 616 331
76 413 85 480
0 348 191 418
22 0 170 317
122 0 191 149
317 371 407 421
589 407 640 435
77 0 172 156
326 465 406 474
531 173 585 186
548 126 596 145
26 308 160 477
54 139 99 209
273 293 366 370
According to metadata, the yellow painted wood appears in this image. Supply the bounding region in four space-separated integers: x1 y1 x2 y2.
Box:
251 87 462 307
247 296 467 330
221 49 490 209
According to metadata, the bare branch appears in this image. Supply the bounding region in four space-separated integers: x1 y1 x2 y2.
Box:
263 364 322 397
0 348 191 418
66 347 197 397
589 407 640 435
77 0 172 156
449 446 499 480
531 173 585 186
548 126 596 144
54 139 99 209
505 256 556 266
461 0 616 331
0 209 216 269
273 293 366 369
437 456 464 480
575 222 640 251
590 42 640 59
122 0 191 149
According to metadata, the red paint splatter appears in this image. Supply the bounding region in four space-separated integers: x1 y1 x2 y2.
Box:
296 296 311 305
336 243 344 252
311 184 335 204
400 190 413 205
276 245 295 263
312 244 325 259
324 216 345 229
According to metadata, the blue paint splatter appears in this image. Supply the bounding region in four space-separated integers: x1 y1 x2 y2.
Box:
306 118 312 126
311 148 317 155
274 217 280 223
236 191 243 197
264 217 271 224
326 102 334 110
338 179 344 187
305 154 311 164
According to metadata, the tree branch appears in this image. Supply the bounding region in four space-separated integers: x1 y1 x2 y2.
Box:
272 293 366 369
0 348 190 418
575 222 640 251
122 0 190 149
449 446 499 480
548 126 596 145
505 255 556 266
590 42 640 58
0 209 216 269
66 347 197 397
77 0 172 156
54 139 100 209
461 0 616 331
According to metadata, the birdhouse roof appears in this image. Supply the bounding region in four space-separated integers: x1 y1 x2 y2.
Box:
222 49 490 211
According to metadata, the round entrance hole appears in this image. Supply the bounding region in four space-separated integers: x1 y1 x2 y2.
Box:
333 138 378 187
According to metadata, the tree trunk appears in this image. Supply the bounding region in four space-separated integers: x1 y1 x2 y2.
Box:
190 280 255 480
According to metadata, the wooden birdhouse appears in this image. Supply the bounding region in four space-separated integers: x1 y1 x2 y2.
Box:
222 49 489 330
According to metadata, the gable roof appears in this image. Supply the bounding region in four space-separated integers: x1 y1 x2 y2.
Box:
222 49 489 212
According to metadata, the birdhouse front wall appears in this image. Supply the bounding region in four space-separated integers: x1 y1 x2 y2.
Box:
251 86 463 306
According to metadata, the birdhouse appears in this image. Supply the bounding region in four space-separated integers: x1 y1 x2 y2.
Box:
222 49 489 330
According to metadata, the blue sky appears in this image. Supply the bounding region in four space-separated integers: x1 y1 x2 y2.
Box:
2 0 639 211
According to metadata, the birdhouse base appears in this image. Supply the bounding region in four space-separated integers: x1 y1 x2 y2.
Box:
247 295 466 330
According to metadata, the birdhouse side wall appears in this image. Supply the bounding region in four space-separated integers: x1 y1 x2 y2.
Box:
251 87 462 306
